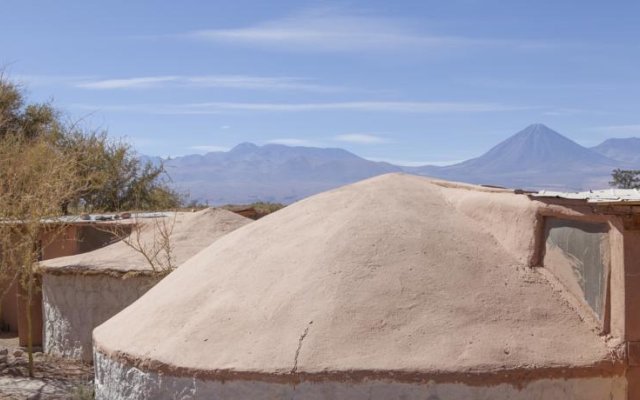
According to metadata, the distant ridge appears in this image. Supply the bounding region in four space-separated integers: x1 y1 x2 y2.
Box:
155 124 637 204
163 142 401 204
591 137 640 164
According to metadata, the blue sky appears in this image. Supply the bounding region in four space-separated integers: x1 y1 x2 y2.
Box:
2 1 639 165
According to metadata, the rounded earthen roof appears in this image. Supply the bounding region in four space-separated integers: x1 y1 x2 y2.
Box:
93 174 618 381
40 208 251 275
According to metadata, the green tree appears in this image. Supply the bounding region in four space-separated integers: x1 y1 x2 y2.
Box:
0 74 182 212
59 130 181 212
0 75 60 140
0 73 182 376
0 133 88 376
610 169 640 189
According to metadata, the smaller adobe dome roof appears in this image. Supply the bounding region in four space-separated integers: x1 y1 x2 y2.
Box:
41 208 251 275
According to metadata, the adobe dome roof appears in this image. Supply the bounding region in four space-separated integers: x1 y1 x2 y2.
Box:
41 208 251 275
93 174 618 382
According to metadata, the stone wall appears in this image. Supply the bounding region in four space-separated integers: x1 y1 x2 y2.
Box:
43 273 159 362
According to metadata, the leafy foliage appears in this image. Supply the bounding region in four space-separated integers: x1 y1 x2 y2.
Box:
610 169 640 189
59 131 182 212
0 75 182 212
0 73 182 376
0 133 86 376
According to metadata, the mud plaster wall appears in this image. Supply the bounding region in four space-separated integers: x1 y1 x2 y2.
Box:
1 226 80 333
1 283 18 332
93 352 626 400
43 273 159 362
2 224 120 335
623 230 640 341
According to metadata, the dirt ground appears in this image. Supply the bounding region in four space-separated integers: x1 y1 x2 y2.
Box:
0 333 93 399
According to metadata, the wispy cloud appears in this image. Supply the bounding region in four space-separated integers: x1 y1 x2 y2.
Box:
185 10 548 52
334 133 388 144
77 76 178 89
541 108 603 117
168 101 529 114
75 75 343 92
459 78 617 92
189 145 230 153
14 73 344 92
265 138 316 146
365 157 463 167
591 124 640 135
13 74 95 87
71 101 530 114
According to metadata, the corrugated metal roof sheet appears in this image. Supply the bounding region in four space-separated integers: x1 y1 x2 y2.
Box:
39 212 172 224
1 211 177 225
532 189 640 204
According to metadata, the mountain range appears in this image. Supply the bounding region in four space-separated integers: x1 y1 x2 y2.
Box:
591 137 640 164
156 124 639 204
160 143 401 204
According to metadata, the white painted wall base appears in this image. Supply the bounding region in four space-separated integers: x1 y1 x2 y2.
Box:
43 274 158 362
93 351 626 400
